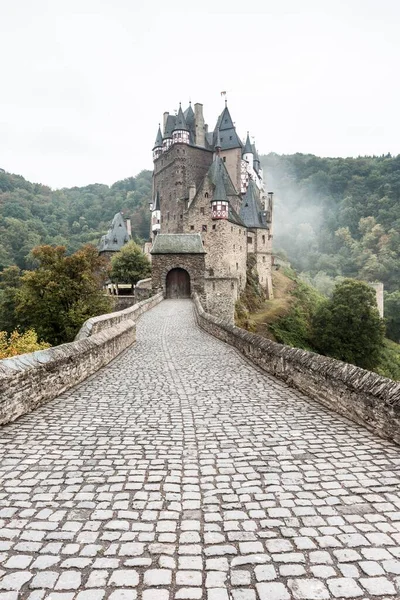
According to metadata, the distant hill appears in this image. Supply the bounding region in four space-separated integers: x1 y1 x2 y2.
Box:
0 170 152 269
1 153 399 296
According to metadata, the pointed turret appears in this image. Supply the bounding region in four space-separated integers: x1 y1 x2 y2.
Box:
153 125 163 160
239 180 268 229
172 104 190 145
98 212 131 254
243 132 253 155
163 114 176 151
211 159 229 220
213 104 242 150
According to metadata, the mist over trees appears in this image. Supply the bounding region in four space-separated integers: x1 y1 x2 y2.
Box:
263 153 400 341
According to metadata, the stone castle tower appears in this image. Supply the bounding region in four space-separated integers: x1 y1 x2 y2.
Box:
148 101 273 322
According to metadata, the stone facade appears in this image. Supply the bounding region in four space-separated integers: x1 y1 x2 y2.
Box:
151 253 205 298
149 101 273 320
193 293 400 446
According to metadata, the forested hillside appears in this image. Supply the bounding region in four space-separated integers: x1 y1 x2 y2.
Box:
0 170 152 270
263 153 400 293
1 153 399 297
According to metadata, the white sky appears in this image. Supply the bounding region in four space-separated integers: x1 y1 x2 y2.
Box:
1 0 399 189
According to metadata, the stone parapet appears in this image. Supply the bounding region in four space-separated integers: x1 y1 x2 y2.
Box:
75 292 163 339
193 293 400 445
0 293 163 426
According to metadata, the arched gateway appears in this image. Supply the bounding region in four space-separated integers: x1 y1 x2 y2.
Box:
166 268 191 299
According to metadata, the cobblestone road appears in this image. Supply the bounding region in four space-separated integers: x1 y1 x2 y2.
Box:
1 300 400 600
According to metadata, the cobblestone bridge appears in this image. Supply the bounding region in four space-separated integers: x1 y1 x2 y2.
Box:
1 300 400 600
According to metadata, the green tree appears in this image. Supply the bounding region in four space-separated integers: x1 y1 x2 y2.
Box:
16 244 112 345
384 291 400 343
312 279 385 370
0 266 23 333
110 241 151 293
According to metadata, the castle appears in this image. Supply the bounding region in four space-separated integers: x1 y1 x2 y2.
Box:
147 100 274 322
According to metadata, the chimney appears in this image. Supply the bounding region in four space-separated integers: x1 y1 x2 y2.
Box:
125 218 132 238
194 103 205 147
163 112 169 133
188 184 196 206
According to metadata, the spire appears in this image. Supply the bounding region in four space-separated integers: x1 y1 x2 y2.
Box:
213 105 242 150
173 104 189 131
153 124 163 149
243 132 253 155
213 161 228 202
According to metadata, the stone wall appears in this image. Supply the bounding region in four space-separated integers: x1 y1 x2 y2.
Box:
0 293 163 426
135 278 153 303
193 294 400 445
151 255 205 297
205 277 238 324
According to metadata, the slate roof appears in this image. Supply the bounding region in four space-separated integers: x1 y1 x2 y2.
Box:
163 115 176 138
99 212 130 253
239 180 268 229
206 158 245 227
153 125 163 148
243 132 253 154
151 234 205 254
213 167 228 202
212 106 242 150
174 105 189 131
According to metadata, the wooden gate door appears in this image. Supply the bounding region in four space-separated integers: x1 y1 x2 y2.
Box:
166 268 190 298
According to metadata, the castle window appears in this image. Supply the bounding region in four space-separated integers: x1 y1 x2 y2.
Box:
223 157 226 163
231 282 235 290
247 237 252 244
190 225 194 230
212 224 216 230
157 219 160 224
236 263 238 270
262 235 265 243
230 136 232 140
202 224 207 232
200 207 205 215
180 214 183 219
263 256 265 262
167 212 170 221
205 192 209 198
209 268 214 276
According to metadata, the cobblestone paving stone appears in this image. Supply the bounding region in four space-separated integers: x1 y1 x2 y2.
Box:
0 299 400 599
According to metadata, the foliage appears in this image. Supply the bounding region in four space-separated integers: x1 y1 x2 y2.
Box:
16 245 112 345
0 266 23 333
109 241 151 291
312 279 385 370
235 255 266 331
384 291 400 343
0 170 152 269
376 339 400 380
263 152 400 293
269 272 325 349
0 329 50 359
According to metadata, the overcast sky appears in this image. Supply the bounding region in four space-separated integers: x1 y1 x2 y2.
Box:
1 0 399 189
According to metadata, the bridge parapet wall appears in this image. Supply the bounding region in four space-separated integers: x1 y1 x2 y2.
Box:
0 292 163 426
193 294 400 445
